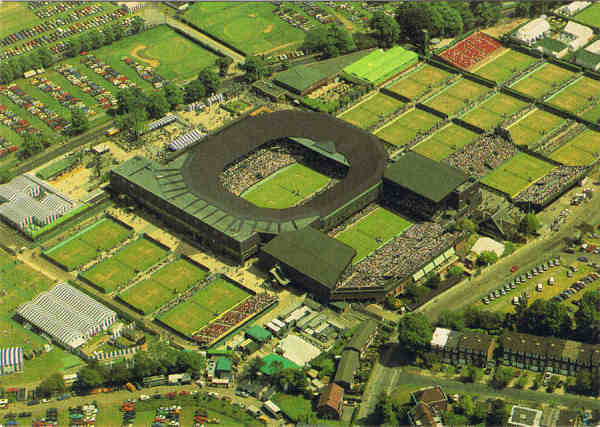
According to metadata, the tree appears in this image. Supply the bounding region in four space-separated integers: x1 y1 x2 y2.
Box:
492 366 513 389
473 2 502 27
464 366 482 383
369 11 401 48
197 67 221 95
384 295 402 310
521 213 542 235
438 309 465 331
111 22 124 41
176 351 205 376
246 357 265 379
65 38 81 58
132 351 162 380
396 3 445 43
424 272 441 289
37 48 54 68
79 34 93 53
450 2 476 32
146 91 170 119
239 56 271 82
103 26 116 45
397 313 433 356
38 373 66 397
21 133 45 158
302 24 355 57
437 3 463 36
455 394 475 418
576 370 593 395
131 16 144 34
374 393 396 425
547 375 560 392
70 107 89 135
163 84 184 108
0 62 15 84
116 87 147 114
107 360 131 386
116 107 148 143
215 56 233 76
457 217 477 233
0 168 14 184
518 373 529 389
88 30 105 50
477 250 498 266
575 291 600 343
77 366 105 390
488 399 510 426
516 299 571 338
447 266 464 278
184 80 206 104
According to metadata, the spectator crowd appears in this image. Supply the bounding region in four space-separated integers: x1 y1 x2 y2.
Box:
444 133 517 178
513 165 588 205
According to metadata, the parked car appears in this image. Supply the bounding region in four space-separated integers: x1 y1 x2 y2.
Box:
511 265 519 272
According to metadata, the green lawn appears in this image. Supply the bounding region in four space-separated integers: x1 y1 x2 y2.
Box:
511 63 576 99
574 2 600 28
507 109 565 147
272 393 315 423
583 103 600 123
480 152 555 197
475 49 539 83
0 3 41 40
184 2 306 55
158 278 250 336
547 77 600 114
424 79 491 116
44 218 133 271
461 93 528 130
386 63 453 101
412 124 478 161
549 129 600 166
80 258 137 293
118 258 208 314
335 207 412 263
339 92 405 129
242 163 331 209
375 108 440 146
112 237 169 271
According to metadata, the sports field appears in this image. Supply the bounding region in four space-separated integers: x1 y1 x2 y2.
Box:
158 278 251 337
338 92 405 129
424 79 491 116
242 163 330 209
118 258 209 315
573 2 600 27
375 108 440 146
480 152 555 197
386 64 453 100
412 124 478 161
474 49 539 83
184 2 305 55
546 77 600 114
461 93 528 130
44 218 133 271
549 129 600 166
0 3 40 40
583 104 600 123
507 109 565 147
511 63 576 99
335 207 412 263
80 237 169 293
86 25 220 82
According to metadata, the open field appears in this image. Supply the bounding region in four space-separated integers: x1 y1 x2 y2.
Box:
412 124 478 161
0 3 41 40
80 237 169 293
474 49 539 83
118 258 208 314
549 129 600 166
583 104 600 123
546 77 600 114
158 278 250 336
184 2 305 55
480 152 555 197
44 218 132 271
90 25 219 82
574 3 600 27
511 63 576 99
461 93 528 130
338 92 405 129
335 207 412 263
424 79 490 116
507 109 565 147
375 108 440 146
242 163 331 209
386 64 453 100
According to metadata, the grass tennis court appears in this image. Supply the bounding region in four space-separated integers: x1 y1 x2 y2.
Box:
80 237 169 293
44 218 133 271
549 129 600 166
387 64 453 100
343 46 418 85
511 63 576 99
461 93 528 130
574 3 600 27
184 2 305 55
480 152 555 197
158 278 251 337
118 258 209 314
583 104 600 123
507 109 565 147
335 207 412 263
474 49 539 83
339 92 405 129
424 79 490 115
546 77 600 113
242 163 331 209
412 124 478 161
375 108 441 146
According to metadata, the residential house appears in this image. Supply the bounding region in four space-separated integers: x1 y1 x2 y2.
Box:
408 402 444 427
334 349 359 391
410 386 448 413
317 383 344 419
345 319 377 357
215 357 233 380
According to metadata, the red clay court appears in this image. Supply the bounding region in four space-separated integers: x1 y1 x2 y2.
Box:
440 32 502 70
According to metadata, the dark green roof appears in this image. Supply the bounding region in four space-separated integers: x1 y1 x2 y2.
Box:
216 357 233 372
576 49 600 68
535 37 568 52
260 353 300 375
385 151 468 203
334 349 359 386
275 66 329 93
261 227 356 289
246 325 272 343
346 319 377 352
289 137 349 166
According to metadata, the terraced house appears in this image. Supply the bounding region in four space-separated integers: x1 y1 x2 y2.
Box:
429 328 496 368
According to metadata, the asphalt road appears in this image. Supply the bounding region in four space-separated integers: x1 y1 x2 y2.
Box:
419 184 600 322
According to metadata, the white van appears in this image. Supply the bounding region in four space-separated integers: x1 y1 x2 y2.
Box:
536 283 543 292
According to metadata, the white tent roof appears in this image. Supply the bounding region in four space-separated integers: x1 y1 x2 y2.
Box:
516 18 550 43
